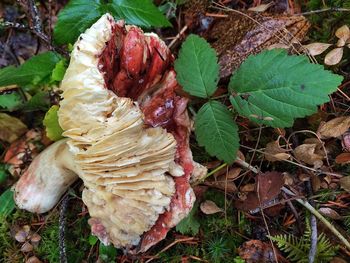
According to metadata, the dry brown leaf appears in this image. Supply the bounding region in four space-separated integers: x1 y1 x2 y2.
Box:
342 132 350 151
331 257 348 263
267 43 290 50
239 240 288 263
21 242 33 253
335 153 350 164
336 38 346 47
226 167 241 180
319 207 341 219
0 113 27 143
282 172 294 186
26 256 43 263
200 200 223 214
335 25 350 41
294 143 324 166
241 183 255 192
311 174 321 192
318 116 350 139
248 2 273 12
324 47 343 65
339 176 350 192
265 140 290 162
304 43 332 56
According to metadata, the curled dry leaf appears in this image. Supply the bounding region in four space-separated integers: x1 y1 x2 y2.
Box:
318 116 350 139
319 207 341 220
335 153 350 164
304 43 332 56
337 38 346 47
335 25 350 41
324 47 343 66
200 200 223 215
342 132 350 151
294 141 325 166
0 113 27 143
248 3 274 12
339 176 350 192
264 140 290 162
21 242 33 253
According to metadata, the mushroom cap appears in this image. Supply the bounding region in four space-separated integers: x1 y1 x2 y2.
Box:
58 14 189 248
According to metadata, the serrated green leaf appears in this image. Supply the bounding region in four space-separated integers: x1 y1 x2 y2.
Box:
176 202 200 235
53 0 102 45
0 189 15 217
195 101 239 163
0 52 61 87
43 105 64 141
51 59 68 82
0 92 23 111
229 49 343 128
175 35 219 98
109 0 171 28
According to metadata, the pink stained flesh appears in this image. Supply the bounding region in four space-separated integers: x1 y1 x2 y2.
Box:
96 21 195 252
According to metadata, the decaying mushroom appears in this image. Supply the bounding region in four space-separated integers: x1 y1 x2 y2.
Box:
14 14 205 252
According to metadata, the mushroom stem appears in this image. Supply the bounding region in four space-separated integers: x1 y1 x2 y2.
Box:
14 139 80 213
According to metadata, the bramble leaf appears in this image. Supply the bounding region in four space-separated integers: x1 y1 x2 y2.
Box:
0 52 61 87
54 0 170 45
176 202 200 235
0 92 23 111
195 101 239 163
175 35 219 98
229 49 343 128
0 189 15 217
43 105 64 141
109 0 171 28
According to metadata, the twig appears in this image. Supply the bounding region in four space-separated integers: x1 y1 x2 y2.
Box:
299 7 350 15
168 25 188 49
59 195 69 263
305 181 317 263
282 187 350 251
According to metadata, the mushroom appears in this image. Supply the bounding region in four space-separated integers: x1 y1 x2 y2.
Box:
14 14 204 252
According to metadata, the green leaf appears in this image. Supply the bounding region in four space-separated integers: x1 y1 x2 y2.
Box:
43 105 64 141
0 92 23 111
25 91 51 111
229 49 343 128
195 101 239 163
54 0 170 45
0 52 61 87
99 243 117 262
53 0 102 45
0 164 9 184
0 189 15 217
108 0 171 28
176 202 200 236
51 59 68 82
88 235 98 246
175 35 219 98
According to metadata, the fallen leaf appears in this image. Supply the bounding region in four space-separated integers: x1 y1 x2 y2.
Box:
21 242 33 253
265 140 290 162
26 257 42 263
336 38 346 47
200 200 223 214
311 174 321 192
341 132 350 151
0 113 27 143
339 176 350 192
282 172 293 186
248 2 274 12
239 240 288 263
226 167 241 180
319 207 341 220
241 183 255 192
324 47 343 65
318 116 350 139
304 43 332 56
294 143 324 166
267 43 290 50
335 25 350 41
331 257 348 263
335 153 350 164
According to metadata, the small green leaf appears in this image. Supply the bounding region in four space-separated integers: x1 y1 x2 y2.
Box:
53 0 102 45
24 91 51 111
176 202 200 235
0 52 61 87
43 105 64 141
0 164 9 184
88 235 98 246
99 243 117 262
175 35 219 98
0 92 23 111
229 49 343 128
195 101 239 163
51 59 68 82
108 0 171 28
0 189 15 217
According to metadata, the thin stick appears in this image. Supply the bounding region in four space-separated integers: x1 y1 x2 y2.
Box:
168 25 188 49
59 195 69 263
299 8 350 16
282 187 350 251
